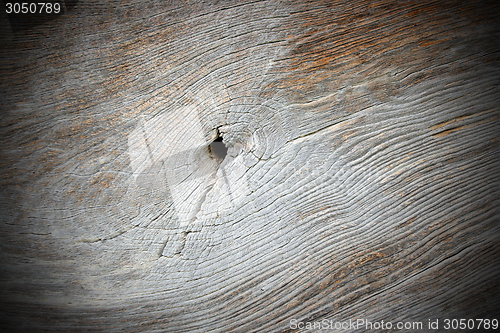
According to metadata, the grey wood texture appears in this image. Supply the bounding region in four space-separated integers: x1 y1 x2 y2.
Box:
1 0 499 332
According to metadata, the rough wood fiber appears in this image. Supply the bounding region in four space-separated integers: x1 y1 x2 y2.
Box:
1 0 499 332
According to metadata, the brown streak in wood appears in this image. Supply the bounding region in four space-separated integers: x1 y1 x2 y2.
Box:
396 217 416 229
429 109 494 130
432 116 498 138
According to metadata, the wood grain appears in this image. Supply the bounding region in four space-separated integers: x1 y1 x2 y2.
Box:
1 0 499 332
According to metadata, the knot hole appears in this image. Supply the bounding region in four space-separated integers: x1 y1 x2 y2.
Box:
209 128 228 162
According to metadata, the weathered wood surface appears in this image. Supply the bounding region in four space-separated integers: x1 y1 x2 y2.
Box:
1 0 499 332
